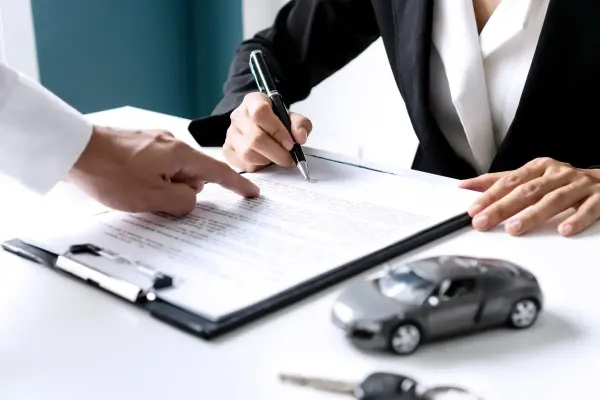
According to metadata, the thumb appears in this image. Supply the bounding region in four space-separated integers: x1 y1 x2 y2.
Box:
157 183 198 216
290 112 312 144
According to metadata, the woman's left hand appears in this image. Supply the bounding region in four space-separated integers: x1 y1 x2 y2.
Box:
459 157 600 237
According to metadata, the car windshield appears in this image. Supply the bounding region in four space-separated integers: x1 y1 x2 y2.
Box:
376 267 435 303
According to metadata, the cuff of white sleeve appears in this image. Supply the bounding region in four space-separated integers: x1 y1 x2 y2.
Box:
0 67 93 194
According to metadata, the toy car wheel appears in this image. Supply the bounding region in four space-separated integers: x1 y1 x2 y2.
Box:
508 299 539 329
389 323 421 355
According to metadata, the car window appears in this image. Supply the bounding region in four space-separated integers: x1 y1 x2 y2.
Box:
376 267 436 303
479 258 520 277
482 274 506 291
436 278 477 301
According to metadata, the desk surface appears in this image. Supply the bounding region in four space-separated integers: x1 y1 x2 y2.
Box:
1 107 598 400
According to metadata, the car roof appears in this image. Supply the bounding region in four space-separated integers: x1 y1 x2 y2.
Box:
405 255 518 281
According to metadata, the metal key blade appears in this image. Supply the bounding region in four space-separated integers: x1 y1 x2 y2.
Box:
279 373 356 395
421 386 484 400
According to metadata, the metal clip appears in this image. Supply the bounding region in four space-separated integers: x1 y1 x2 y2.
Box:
55 243 173 302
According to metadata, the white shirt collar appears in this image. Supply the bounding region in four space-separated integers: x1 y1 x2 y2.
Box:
431 0 545 173
432 0 496 173
480 0 540 58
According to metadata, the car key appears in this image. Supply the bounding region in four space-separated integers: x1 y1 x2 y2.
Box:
279 372 485 400
279 372 420 400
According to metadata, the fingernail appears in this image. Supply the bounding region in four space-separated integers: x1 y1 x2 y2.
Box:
282 139 294 151
468 203 483 215
249 183 260 197
559 223 573 236
298 127 308 142
472 214 489 229
506 219 522 233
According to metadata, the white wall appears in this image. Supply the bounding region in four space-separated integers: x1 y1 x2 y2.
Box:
242 0 285 39
0 0 39 81
241 0 418 169
291 40 418 169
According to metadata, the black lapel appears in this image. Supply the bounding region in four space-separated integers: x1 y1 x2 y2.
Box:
392 0 477 178
488 0 563 171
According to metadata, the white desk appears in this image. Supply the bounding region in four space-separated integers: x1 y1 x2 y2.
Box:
1 107 598 400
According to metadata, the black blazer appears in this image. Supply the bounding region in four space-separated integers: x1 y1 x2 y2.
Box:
189 0 600 179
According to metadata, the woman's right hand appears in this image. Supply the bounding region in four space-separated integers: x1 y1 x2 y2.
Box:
223 92 313 172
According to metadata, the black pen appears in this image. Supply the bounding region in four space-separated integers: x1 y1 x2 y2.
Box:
249 49 311 181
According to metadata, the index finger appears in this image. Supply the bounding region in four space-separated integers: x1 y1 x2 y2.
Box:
247 94 295 150
190 150 260 198
467 167 544 216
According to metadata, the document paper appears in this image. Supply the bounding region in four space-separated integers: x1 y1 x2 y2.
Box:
21 156 476 321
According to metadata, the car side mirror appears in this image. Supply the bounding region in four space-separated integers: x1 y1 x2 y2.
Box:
427 296 440 307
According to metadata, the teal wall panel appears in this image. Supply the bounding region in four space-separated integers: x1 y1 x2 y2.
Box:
191 1 244 115
30 0 243 119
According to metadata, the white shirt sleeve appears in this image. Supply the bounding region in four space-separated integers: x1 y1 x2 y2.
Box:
0 63 93 195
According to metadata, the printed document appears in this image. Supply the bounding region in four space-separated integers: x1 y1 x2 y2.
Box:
21 156 477 320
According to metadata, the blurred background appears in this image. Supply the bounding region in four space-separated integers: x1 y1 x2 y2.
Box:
2 0 418 169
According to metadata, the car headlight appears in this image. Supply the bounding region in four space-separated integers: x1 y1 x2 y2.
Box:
333 302 354 324
354 320 382 333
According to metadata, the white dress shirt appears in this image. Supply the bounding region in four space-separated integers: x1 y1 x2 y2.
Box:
429 0 550 174
0 12 92 194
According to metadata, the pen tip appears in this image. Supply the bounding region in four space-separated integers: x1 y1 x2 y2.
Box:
297 161 311 181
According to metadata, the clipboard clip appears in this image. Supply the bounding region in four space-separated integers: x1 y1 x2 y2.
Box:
55 243 173 303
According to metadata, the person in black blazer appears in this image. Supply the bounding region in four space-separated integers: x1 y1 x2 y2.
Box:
188 0 600 237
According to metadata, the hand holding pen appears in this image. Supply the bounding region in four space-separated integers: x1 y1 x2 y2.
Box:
222 50 313 179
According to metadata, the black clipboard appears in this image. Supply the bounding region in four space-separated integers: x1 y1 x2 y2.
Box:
1 213 470 340
0 155 472 340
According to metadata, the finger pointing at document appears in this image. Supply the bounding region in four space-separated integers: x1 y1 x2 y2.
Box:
67 126 259 216
224 92 313 172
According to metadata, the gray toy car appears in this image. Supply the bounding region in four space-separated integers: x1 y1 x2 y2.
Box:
332 255 543 355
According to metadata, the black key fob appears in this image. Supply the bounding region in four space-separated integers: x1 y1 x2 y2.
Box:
356 372 420 400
